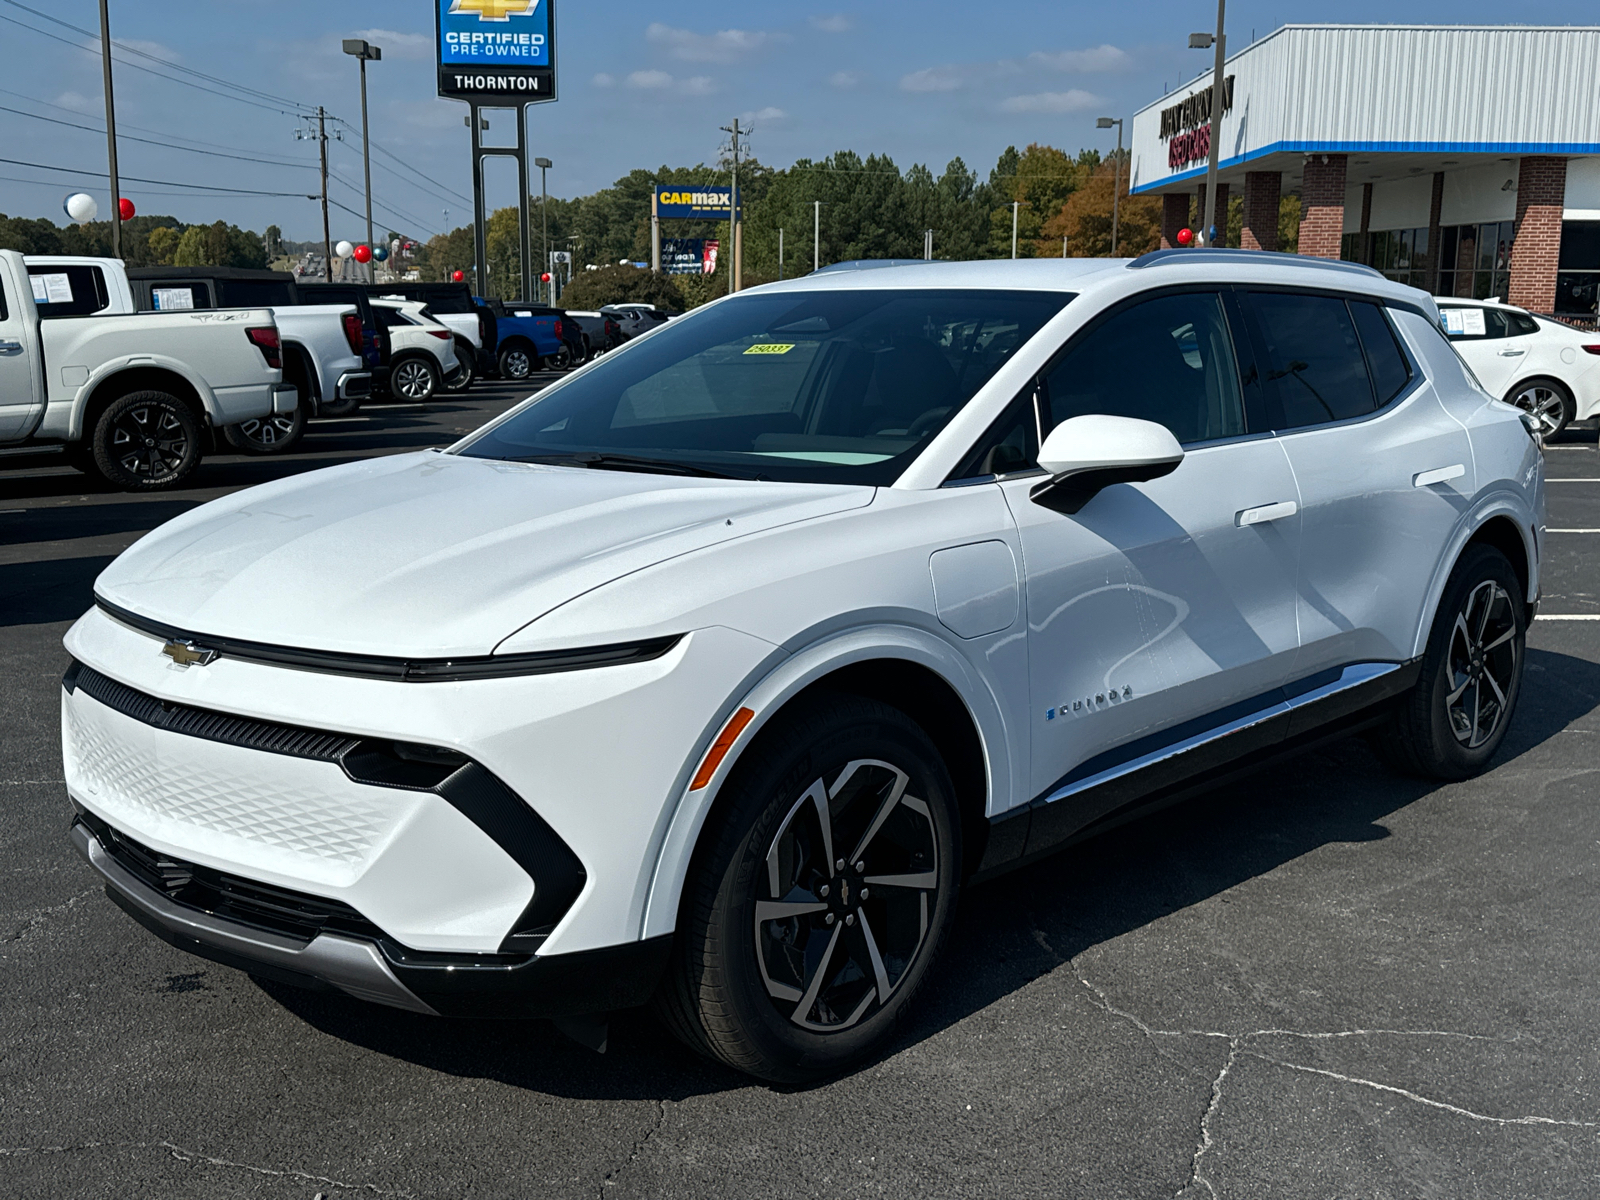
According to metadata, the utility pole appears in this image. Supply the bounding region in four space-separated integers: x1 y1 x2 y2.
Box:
925 229 933 260
1097 116 1125 256
778 228 783 281
535 157 552 303
813 201 820 272
317 108 332 281
720 117 746 294
1011 201 1021 259
97 0 121 259
1190 1 1227 246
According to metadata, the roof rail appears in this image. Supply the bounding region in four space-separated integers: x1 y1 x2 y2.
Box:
1127 247 1383 278
811 258 937 274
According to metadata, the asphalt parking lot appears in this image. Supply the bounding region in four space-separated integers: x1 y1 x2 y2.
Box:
3 396 1599 1199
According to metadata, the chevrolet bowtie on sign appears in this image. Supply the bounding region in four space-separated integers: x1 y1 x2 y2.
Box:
437 0 557 106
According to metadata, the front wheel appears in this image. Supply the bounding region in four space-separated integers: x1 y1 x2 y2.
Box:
498 343 536 381
90 390 202 491
1506 377 1574 440
223 400 307 455
389 356 440 403
1376 545 1525 779
655 696 960 1082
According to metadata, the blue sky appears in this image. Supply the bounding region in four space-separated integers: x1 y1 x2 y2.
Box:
0 1 1584 241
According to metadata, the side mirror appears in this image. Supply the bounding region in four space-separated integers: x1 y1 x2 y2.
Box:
1030 414 1185 515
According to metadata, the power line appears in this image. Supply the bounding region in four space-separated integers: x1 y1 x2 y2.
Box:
330 116 472 205
0 156 314 198
0 103 318 171
0 172 312 201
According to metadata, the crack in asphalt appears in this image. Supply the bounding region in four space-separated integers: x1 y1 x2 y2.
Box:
3 887 97 944
0 1140 411 1195
599 1098 667 1196
1029 923 1586 1200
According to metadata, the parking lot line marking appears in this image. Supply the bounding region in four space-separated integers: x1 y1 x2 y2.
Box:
1546 479 1600 482
1535 614 1600 621
1545 529 1600 534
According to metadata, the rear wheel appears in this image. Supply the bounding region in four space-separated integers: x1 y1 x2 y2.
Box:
444 343 476 392
498 343 536 381
90 390 202 491
551 343 574 371
224 398 307 455
1376 545 1525 779
389 355 439 403
656 696 960 1082
1506 377 1574 440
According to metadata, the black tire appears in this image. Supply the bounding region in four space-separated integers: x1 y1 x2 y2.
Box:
223 398 307 455
1376 545 1526 779
655 695 961 1082
1505 377 1574 440
552 343 574 371
498 342 536 381
445 342 477 392
389 355 440 403
90 390 202 491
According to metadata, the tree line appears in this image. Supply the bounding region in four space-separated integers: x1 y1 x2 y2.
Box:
0 212 274 269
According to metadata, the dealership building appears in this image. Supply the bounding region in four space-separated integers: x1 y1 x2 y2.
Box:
1129 25 1600 318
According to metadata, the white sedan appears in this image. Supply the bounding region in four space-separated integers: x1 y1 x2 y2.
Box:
1438 297 1600 437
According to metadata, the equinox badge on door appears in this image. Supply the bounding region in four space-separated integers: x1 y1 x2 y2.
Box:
161 640 218 668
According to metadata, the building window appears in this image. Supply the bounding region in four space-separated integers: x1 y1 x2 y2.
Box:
1340 227 1431 289
1437 221 1515 301
1556 221 1600 317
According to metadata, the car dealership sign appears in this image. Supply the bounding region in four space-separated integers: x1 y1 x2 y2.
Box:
437 0 557 105
654 186 740 220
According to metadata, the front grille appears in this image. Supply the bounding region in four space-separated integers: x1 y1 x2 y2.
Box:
79 809 384 945
69 664 359 763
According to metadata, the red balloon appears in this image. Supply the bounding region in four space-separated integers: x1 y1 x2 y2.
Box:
540 272 552 283
118 197 135 221
1176 227 1194 246
352 244 372 263
452 269 465 282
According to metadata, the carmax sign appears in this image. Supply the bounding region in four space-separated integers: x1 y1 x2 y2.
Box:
655 186 740 220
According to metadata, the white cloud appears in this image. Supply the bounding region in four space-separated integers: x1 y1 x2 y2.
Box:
54 91 98 113
627 69 674 89
349 29 432 60
1027 45 1131 73
119 38 180 62
683 76 717 95
900 66 966 93
828 70 862 89
745 106 786 122
999 89 1104 114
811 14 853 33
646 23 777 63
592 72 616 87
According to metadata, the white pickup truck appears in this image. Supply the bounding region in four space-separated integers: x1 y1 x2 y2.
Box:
125 266 372 454
0 251 293 490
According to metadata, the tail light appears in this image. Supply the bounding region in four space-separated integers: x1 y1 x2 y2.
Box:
342 313 363 356
246 326 282 370
1583 345 1600 355
554 320 564 339
478 310 492 344
427 329 452 340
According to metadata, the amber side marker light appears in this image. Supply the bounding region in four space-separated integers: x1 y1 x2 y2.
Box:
691 707 755 790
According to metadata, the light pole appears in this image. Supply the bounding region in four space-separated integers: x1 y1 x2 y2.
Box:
813 201 821 272
1096 116 1124 256
1011 201 1023 259
778 228 784 281
342 39 382 279
1189 0 1227 247
98 0 121 259
534 156 552 303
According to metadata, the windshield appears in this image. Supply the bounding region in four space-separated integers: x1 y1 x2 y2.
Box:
459 288 1072 484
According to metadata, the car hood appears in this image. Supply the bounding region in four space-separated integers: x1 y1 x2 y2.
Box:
95 451 874 657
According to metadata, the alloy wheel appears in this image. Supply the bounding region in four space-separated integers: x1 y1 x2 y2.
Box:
1445 579 1519 749
235 414 299 449
502 349 532 379
1510 384 1566 438
111 405 189 479
392 360 435 401
755 759 940 1032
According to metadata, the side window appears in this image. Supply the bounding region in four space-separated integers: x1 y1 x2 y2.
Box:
1440 306 1510 340
1349 302 1412 406
0 274 8 321
1246 292 1375 429
146 282 211 311
26 265 111 318
1509 312 1541 337
1040 291 1245 446
949 392 1040 480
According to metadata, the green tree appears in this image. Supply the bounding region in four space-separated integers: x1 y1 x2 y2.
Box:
559 264 685 311
987 144 1090 258
172 220 267 268
0 213 65 254
1038 156 1161 258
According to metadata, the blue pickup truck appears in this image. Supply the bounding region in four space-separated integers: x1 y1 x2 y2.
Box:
479 298 566 380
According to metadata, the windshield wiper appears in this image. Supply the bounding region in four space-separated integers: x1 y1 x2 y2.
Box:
508 451 740 479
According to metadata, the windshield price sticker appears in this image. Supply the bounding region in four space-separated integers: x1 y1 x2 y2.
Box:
744 343 796 356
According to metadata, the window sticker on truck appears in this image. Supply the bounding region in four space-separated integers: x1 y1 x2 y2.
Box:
32 273 73 304
153 288 197 312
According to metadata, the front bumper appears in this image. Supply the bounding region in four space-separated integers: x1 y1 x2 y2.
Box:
71 815 671 1017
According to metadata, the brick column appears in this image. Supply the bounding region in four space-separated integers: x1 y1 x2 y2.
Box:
1196 182 1230 246
1507 156 1567 312
1160 193 1189 249
1298 154 1347 260
1241 171 1281 252
1424 172 1444 292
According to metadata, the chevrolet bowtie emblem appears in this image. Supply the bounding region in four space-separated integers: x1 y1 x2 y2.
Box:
449 0 538 19
162 640 218 668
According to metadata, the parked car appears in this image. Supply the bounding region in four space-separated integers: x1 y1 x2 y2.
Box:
1437 297 1600 438
601 304 672 342
501 302 587 368
0 251 291 489
564 310 623 357
62 251 1542 1081
365 282 490 392
126 266 369 455
480 299 563 380
369 298 460 402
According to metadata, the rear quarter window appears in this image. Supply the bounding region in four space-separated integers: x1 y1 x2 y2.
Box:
1350 302 1413 406
27 264 111 318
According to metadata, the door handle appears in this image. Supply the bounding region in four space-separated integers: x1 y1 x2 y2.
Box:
1498 348 1526 356
0 339 22 356
1413 464 1465 488
1236 501 1298 527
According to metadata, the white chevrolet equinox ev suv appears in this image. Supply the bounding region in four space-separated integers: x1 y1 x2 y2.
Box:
62 250 1544 1081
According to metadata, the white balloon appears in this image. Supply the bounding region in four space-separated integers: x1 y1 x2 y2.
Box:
335 240 354 258
63 193 98 224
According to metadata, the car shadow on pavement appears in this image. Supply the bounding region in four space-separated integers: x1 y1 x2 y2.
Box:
0 556 115 627
258 646 1600 1099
